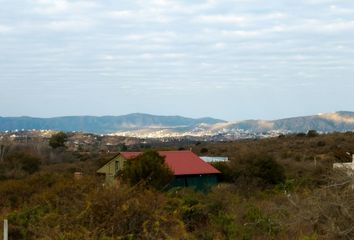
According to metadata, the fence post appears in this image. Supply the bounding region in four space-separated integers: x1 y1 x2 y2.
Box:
3 219 8 240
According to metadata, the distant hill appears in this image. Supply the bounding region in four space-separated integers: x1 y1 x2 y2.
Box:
111 111 354 138
1 111 354 136
0 113 225 134
228 111 354 133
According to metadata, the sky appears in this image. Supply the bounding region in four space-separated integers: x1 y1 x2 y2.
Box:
0 0 354 121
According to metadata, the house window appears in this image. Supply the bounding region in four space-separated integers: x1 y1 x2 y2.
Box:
115 160 119 172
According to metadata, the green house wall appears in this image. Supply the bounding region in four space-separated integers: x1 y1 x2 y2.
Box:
171 174 218 191
96 155 126 183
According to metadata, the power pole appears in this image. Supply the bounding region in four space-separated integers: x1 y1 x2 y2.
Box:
3 219 8 240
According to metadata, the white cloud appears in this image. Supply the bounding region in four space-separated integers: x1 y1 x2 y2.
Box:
195 12 287 25
138 0 216 13
0 24 12 33
100 52 187 61
32 0 99 15
221 30 260 37
40 19 95 31
32 0 69 14
160 53 187 59
107 9 172 23
276 19 354 34
316 20 354 32
108 10 134 18
329 5 354 14
101 55 115 61
263 12 288 20
220 25 285 38
213 42 226 49
195 15 246 24
122 32 177 43
303 0 337 4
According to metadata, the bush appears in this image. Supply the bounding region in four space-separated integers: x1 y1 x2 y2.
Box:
243 206 281 236
20 155 41 174
248 157 286 185
122 150 173 190
317 140 326 147
1 152 41 179
83 186 187 239
235 154 286 188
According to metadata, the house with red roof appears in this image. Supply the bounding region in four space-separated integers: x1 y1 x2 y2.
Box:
97 150 220 190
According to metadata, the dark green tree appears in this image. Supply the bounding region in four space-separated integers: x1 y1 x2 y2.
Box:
247 156 286 185
49 132 68 149
122 150 173 190
200 148 208 154
307 130 319 137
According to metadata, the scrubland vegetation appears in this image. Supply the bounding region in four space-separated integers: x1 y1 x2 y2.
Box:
0 132 354 239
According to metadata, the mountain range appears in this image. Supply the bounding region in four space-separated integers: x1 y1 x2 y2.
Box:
1 111 354 138
0 113 224 134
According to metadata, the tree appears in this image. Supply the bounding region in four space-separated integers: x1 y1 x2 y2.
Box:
307 130 319 137
122 150 173 190
212 162 236 182
238 154 286 187
49 132 68 149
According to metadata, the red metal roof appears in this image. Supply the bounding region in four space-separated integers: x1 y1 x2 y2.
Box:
120 150 220 175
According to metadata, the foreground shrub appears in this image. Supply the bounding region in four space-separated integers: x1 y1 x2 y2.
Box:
83 186 187 239
287 170 354 239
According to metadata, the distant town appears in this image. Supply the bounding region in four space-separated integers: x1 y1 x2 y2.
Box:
0 128 290 152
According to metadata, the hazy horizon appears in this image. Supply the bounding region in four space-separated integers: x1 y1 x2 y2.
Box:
1 0 354 120
1 110 354 122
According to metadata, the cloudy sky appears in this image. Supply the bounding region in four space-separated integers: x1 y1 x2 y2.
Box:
0 0 353 120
